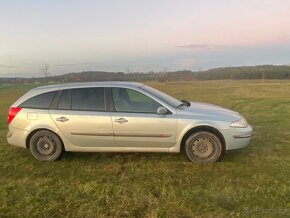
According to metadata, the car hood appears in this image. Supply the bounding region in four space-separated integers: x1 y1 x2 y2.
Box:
178 102 241 122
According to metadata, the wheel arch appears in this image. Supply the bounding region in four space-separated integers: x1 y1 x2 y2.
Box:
180 125 226 153
26 128 65 150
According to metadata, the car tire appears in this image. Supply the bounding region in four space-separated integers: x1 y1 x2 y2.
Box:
185 131 222 163
29 130 63 161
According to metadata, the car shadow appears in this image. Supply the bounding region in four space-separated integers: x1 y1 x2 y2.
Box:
61 151 183 162
60 150 245 163
221 149 249 162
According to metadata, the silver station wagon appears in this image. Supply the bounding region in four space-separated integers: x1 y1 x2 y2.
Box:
7 82 252 163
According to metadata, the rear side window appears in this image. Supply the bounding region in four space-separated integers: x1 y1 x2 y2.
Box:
58 89 71 110
71 88 105 111
20 91 57 109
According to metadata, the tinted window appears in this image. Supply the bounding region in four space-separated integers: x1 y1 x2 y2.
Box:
71 88 105 111
112 88 161 113
58 89 71 110
20 91 57 109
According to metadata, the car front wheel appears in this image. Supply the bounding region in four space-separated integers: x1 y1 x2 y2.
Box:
185 131 222 163
29 130 63 161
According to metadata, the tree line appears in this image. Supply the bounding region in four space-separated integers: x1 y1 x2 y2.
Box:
1 65 290 84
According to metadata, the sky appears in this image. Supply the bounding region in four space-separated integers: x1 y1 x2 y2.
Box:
1 0 290 77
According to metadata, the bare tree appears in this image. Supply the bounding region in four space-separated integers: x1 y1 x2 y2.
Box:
158 67 168 83
261 71 265 83
259 67 265 83
163 67 168 74
41 63 50 81
126 65 131 74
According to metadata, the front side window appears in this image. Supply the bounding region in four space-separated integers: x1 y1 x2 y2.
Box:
71 88 105 111
20 91 57 109
112 88 161 113
140 85 181 108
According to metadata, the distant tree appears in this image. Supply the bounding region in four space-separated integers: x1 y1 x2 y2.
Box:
163 67 168 74
158 68 168 83
157 75 165 83
260 69 265 82
41 63 50 81
126 65 131 74
186 73 193 81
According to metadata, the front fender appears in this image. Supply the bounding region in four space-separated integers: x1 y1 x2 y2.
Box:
170 120 228 153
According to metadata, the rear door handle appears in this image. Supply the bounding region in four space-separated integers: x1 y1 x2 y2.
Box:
114 118 128 124
56 117 69 122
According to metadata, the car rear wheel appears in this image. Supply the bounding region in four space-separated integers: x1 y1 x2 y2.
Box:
185 131 222 163
29 130 63 161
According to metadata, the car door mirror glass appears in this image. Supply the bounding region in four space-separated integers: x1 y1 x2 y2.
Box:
157 106 168 115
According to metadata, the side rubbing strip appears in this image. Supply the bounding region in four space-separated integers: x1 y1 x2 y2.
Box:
115 133 172 138
71 132 114 136
70 132 172 138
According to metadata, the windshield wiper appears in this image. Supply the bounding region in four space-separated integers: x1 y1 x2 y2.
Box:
177 99 191 108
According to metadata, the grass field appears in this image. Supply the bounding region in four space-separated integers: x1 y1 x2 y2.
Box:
0 81 290 217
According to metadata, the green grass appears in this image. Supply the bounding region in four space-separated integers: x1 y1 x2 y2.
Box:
1 81 290 217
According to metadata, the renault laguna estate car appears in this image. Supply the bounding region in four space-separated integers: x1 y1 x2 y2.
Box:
7 82 252 163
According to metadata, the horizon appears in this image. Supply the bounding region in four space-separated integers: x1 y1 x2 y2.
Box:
1 0 290 77
1 64 289 79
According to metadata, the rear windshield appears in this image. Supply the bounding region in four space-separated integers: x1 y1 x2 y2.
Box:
19 91 57 109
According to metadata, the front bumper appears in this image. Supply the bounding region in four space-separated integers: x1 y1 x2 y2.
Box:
221 125 253 150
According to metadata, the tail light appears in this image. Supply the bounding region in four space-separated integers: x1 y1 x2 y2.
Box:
8 107 22 124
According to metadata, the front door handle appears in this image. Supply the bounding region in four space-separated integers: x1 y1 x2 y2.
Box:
56 117 69 122
114 118 128 124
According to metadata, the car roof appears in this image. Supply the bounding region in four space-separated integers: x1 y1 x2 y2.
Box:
11 81 145 107
32 81 144 92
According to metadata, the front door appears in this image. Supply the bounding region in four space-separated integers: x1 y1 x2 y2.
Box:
49 87 114 147
110 87 177 148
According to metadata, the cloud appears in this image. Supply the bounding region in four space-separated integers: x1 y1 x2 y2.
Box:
55 63 78 67
176 44 210 49
55 62 104 67
0 64 17 68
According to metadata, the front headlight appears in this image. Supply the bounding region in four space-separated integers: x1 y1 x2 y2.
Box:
230 117 248 128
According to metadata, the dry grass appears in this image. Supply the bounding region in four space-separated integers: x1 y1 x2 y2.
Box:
0 81 290 217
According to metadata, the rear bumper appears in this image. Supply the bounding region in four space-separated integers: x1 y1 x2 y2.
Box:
221 125 253 150
7 125 29 148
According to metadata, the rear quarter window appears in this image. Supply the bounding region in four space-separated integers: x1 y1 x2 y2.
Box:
19 91 57 109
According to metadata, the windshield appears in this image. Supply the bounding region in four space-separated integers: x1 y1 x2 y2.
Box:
140 85 182 108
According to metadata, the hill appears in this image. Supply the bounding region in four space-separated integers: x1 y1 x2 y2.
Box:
1 65 290 84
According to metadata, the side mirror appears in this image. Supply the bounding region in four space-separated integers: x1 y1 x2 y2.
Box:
157 106 168 115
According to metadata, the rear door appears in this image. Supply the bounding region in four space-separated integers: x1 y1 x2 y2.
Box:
49 87 115 147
